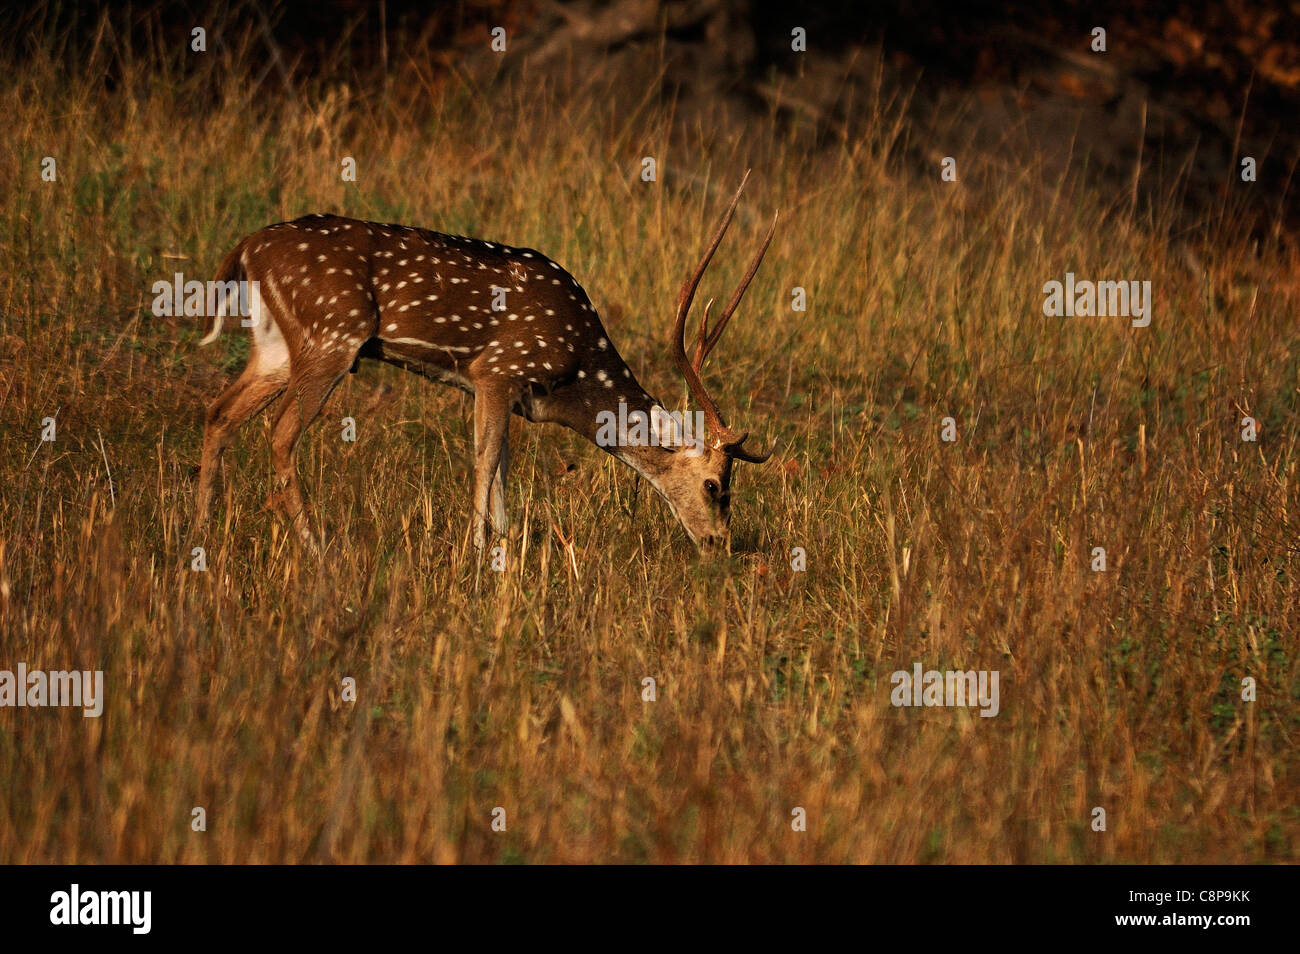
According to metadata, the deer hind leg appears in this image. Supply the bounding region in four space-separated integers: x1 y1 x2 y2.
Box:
471 383 512 551
194 300 291 528
268 349 357 546
489 434 509 534
195 362 289 526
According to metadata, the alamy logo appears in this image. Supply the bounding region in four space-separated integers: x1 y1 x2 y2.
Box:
1042 272 1151 327
0 664 104 717
890 663 1000 717
151 272 258 322
50 884 151 934
594 402 706 457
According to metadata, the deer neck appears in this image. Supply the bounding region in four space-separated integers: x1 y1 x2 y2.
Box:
550 371 704 489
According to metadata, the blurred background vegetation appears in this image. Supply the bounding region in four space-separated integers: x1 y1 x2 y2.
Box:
0 1 1295 863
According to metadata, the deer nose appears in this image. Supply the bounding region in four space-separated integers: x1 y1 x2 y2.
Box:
698 533 728 554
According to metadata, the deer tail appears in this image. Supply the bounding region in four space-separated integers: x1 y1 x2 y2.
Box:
199 238 248 345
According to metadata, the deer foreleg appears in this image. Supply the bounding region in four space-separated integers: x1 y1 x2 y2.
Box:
472 385 512 551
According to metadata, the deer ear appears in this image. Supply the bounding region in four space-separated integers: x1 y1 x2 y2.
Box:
649 405 682 447
651 404 707 457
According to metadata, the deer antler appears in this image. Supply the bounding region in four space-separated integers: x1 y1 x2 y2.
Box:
670 171 778 464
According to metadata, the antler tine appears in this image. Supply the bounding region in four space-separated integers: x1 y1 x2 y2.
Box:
692 210 779 370
673 171 750 355
729 436 776 464
694 298 715 374
669 171 777 462
671 172 752 438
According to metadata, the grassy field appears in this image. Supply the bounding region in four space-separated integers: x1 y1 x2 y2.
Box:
1 21 1297 863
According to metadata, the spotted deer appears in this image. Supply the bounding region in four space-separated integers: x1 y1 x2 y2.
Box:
194 175 777 552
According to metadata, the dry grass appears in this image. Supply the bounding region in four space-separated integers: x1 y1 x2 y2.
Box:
1 17 1297 863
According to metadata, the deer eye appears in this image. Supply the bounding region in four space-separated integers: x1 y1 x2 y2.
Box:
704 479 720 499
